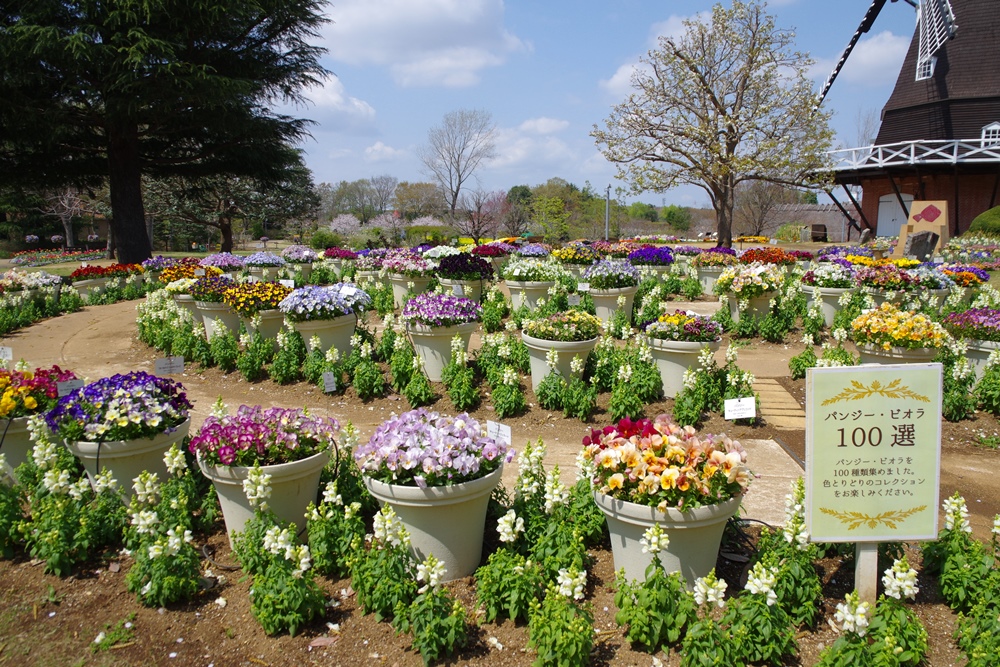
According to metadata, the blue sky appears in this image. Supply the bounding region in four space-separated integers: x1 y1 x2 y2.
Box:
281 0 918 207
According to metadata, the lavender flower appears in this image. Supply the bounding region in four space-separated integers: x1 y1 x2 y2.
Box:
141 256 180 271
582 259 641 289
243 252 286 267
278 283 372 321
280 245 318 263
401 292 481 327
354 409 514 487
517 243 550 258
200 252 245 270
943 308 1000 342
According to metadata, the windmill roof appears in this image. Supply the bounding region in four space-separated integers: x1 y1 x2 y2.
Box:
875 0 1000 144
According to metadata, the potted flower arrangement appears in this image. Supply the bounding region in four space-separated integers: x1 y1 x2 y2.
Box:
943 307 1000 379
222 281 293 341
423 245 462 260
851 302 951 364
278 283 371 354
323 246 358 277
582 414 750 585
281 245 318 282
69 263 144 300
592 240 636 258
551 244 601 278
401 292 482 381
0 365 79 478
243 251 286 281
788 249 814 269
24 235 38 244
45 371 192 501
690 247 738 293
189 404 339 545
472 242 514 275
670 245 703 272
0 268 62 302
159 259 222 284
188 275 239 339
801 263 856 327
854 264 952 308
354 408 514 579
383 250 437 308
200 252 245 273
516 243 550 258
140 255 180 283
521 310 602 390
739 246 797 266
627 245 675 277
437 253 494 303
501 258 565 310
942 264 988 290
714 262 785 323
583 259 642 325
643 311 723 398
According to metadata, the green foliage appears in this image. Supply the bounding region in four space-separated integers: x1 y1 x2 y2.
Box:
90 614 137 653
307 495 364 579
393 585 468 666
969 205 1000 235
567 479 606 546
310 229 337 250
938 347 977 422
789 345 817 380
445 366 480 412
124 526 201 607
956 599 1000 667
723 593 798 665
816 598 928 667
977 363 1000 416
562 376 597 421
475 548 544 623
481 288 510 333
353 356 387 400
0 481 23 558
403 368 435 408
530 513 589 581
351 541 418 622
492 375 526 418
536 371 566 411
615 560 696 652
661 204 692 231
681 617 738 667
236 334 274 382
269 329 307 384
389 340 415 391
209 330 239 372
609 375 645 421
251 557 327 636
528 589 594 667
673 345 757 427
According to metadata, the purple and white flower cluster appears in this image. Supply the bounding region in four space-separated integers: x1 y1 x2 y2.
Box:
402 292 481 327
354 409 514 487
46 371 192 443
517 243 550 258
278 283 371 321
280 245 318 263
354 248 389 270
200 252 245 271
582 258 641 289
383 249 437 277
189 405 340 466
943 308 1000 342
243 251 286 267
141 255 180 271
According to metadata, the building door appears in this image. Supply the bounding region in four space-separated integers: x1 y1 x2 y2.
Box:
877 193 913 237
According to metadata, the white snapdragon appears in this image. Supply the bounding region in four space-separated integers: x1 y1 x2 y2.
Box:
575 449 596 485
516 440 546 499
373 506 409 548
32 440 59 471
617 364 633 384
93 469 117 494
360 341 373 358
416 555 447 594
943 494 972 533
744 562 778 606
502 367 520 386
166 526 193 555
640 524 669 554
497 509 524 543
834 592 871 636
263 526 293 556
132 471 160 505
543 467 569 514
993 514 1000 538
545 347 559 370
322 481 343 506
131 509 161 535
693 570 728 608
882 557 919 600
210 396 229 418
556 567 587 601
243 465 273 512
325 345 341 364
781 478 811 550
163 444 187 476
288 544 312 578
570 355 585 376
68 476 91 501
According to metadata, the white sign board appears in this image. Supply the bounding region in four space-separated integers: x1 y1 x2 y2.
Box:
56 379 85 397
486 420 512 447
724 396 756 420
154 356 185 375
0 347 12 362
568 294 581 306
451 284 465 297
577 282 590 292
194 268 206 277
279 279 295 288
321 371 338 393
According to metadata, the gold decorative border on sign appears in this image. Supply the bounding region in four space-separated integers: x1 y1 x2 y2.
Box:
819 505 927 530
821 379 930 406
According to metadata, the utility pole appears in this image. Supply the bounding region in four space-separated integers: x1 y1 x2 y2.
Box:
605 185 611 240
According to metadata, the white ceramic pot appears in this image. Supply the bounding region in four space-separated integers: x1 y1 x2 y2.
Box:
248 266 281 281
67 419 191 503
73 277 109 301
647 337 722 398
172 293 202 324
505 280 556 311
521 333 599 391
389 274 434 309
405 321 479 382
695 266 725 295
439 278 485 304
292 313 358 356
364 465 503 580
0 416 32 484
241 309 286 349
196 301 241 339
590 285 639 325
726 291 777 323
199 449 331 548
594 491 742 588
966 339 1000 381
856 343 940 365
355 269 380 286
293 263 313 283
805 286 853 328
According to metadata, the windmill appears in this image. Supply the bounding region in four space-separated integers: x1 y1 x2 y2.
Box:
819 0 1000 239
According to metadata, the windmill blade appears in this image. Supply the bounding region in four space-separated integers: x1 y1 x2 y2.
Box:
816 0 892 107
916 0 957 80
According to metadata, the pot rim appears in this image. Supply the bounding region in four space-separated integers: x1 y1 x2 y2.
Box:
364 465 503 508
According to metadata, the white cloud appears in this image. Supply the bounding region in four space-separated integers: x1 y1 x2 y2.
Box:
599 63 639 96
280 76 376 132
323 0 529 87
599 12 707 96
364 141 407 162
518 117 569 134
487 122 574 171
811 31 910 88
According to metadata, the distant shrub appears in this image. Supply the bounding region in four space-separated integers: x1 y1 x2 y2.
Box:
969 206 1000 236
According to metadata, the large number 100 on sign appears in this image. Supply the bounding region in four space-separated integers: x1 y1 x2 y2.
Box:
805 364 942 542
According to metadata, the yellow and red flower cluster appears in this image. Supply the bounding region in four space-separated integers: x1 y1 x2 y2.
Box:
0 365 79 419
159 263 222 283
850 302 951 350
582 415 750 511
222 281 292 318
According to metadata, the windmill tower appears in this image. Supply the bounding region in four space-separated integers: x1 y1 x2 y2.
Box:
822 0 1000 238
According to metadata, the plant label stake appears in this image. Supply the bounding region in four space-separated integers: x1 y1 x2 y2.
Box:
485 420 511 447
0 347 12 362
194 268 206 277
568 294 581 306
451 284 465 297
56 379 84 397
724 396 755 420
805 364 943 604
154 356 185 375
279 279 295 288
322 372 337 394
577 282 590 293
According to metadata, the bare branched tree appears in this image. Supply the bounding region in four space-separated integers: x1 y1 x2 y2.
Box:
368 174 398 215
419 109 497 216
453 189 505 243
37 187 95 246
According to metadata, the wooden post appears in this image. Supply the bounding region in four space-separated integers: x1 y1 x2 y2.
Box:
855 543 879 604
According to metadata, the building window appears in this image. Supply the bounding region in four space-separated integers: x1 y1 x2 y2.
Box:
984 123 1000 145
916 56 936 81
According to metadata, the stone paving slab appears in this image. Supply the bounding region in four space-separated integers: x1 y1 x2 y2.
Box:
739 439 804 526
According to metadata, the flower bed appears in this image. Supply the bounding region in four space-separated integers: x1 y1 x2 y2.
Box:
0 269 62 292
942 265 989 288
0 365 78 419
243 252 286 268
200 252 246 272
943 308 1000 341
714 263 785 298
278 283 371 321
9 248 106 267
401 292 481 327
582 259 641 290
851 302 950 350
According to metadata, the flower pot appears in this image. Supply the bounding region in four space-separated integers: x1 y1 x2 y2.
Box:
199 449 331 548
489 257 506 276
389 274 434 309
594 491 742 587
966 339 1000 381
0 416 32 484
405 321 478 382
292 313 358 356
145 270 162 284
591 285 639 325
506 280 556 311
241 309 286 349
696 266 724 295
806 286 852 328
439 278 484 304
856 343 940 365
355 269 380 285
726 291 777 323
364 465 503 580
196 301 241 340
172 293 202 324
248 266 280 281
326 258 344 277
521 333 599 391
862 288 906 308
634 265 673 280
293 263 313 283
67 419 191 503
648 338 722 399
73 278 109 300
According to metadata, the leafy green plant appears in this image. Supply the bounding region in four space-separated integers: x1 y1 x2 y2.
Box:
536 371 566 411
528 585 594 667
353 341 386 400
350 506 418 621
673 344 757 427
939 346 977 422
562 376 597 421
209 330 239 372
491 367 526 418
0 470 23 558
475 547 544 623
237 332 274 382
269 328 306 384
978 362 1000 416
789 344 817 380
403 365 435 408
392 555 468 666
306 482 365 578
389 337 415 391
446 366 479 412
